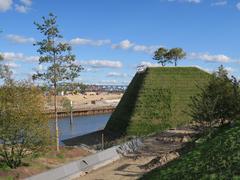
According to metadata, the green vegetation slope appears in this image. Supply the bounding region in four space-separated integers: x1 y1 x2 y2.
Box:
104 67 210 137
142 122 240 179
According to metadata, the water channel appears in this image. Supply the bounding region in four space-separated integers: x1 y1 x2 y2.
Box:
49 113 111 144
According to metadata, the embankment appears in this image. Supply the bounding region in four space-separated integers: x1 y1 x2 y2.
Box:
104 67 210 138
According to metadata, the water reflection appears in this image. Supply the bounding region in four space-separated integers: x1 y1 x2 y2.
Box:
49 114 111 143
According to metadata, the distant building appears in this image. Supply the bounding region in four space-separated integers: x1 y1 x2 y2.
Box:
85 85 128 92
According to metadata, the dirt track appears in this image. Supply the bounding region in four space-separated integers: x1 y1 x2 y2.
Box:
76 128 199 180
77 156 153 180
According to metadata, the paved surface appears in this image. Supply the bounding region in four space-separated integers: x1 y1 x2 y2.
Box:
76 127 198 180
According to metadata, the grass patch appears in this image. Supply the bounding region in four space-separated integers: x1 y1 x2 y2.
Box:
141 122 240 179
0 176 14 180
105 67 210 137
56 153 65 159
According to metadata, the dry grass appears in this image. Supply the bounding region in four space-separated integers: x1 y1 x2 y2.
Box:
45 92 123 110
0 146 90 179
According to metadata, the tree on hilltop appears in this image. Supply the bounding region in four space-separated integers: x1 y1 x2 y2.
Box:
153 47 186 67
153 48 169 66
166 48 186 67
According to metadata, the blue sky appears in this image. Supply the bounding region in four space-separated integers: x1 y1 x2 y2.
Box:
0 0 240 85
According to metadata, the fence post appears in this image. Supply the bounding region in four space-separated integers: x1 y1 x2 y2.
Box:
102 133 104 150
70 100 73 125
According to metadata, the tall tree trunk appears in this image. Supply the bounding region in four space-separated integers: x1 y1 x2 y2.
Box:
54 86 59 152
53 39 59 152
174 60 177 67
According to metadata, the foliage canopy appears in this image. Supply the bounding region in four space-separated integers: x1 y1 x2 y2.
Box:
153 48 186 67
189 65 240 130
33 13 83 151
0 82 50 168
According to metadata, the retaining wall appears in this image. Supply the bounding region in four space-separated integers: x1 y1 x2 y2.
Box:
47 106 115 118
26 138 143 180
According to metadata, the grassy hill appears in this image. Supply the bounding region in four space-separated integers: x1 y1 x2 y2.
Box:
142 122 240 179
104 67 210 138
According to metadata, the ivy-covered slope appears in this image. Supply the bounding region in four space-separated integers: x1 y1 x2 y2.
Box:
142 122 240 179
104 67 210 138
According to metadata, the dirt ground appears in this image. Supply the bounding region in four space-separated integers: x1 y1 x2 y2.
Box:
66 92 122 104
76 127 199 180
46 92 123 110
0 127 198 180
66 92 123 109
77 156 154 180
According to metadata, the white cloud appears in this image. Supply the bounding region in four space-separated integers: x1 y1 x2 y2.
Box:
0 0 12 12
98 79 118 85
192 65 234 75
98 79 130 85
121 80 130 85
0 0 32 13
33 64 47 72
133 45 160 54
0 52 38 62
20 0 32 6
4 62 20 69
14 0 32 13
225 67 235 74
15 4 29 13
69 37 111 46
80 60 123 68
112 39 161 54
191 65 213 73
19 71 35 80
23 55 38 62
167 0 201 4
188 52 230 63
6 34 35 44
83 68 99 72
107 72 128 77
112 40 134 49
74 76 83 82
236 2 240 10
139 61 161 67
211 1 227 6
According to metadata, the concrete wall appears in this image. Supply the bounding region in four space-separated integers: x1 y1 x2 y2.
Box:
26 138 143 180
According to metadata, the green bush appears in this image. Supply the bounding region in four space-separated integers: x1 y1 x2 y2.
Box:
189 65 240 130
0 82 51 168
